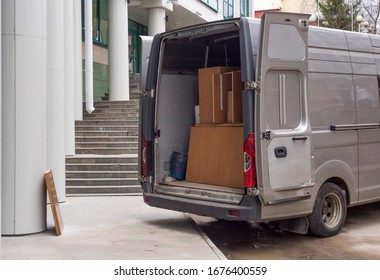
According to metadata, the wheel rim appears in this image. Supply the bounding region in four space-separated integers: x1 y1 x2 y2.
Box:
321 192 342 229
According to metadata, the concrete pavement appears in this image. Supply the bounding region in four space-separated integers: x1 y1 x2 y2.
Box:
1 195 226 260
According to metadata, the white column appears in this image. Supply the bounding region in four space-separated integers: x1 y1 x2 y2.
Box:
0 0 2 247
74 0 83 121
47 0 66 202
64 0 76 155
109 0 129 101
85 0 95 113
141 0 172 35
2 0 47 235
148 7 166 36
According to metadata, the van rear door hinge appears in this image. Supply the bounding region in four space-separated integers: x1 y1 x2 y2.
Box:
263 131 271 140
244 81 260 91
247 187 260 197
140 89 155 98
139 176 153 184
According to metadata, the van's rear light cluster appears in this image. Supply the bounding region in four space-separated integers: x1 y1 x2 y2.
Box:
228 210 241 217
244 133 257 187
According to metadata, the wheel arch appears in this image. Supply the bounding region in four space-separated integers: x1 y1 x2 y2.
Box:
313 160 358 206
325 177 350 204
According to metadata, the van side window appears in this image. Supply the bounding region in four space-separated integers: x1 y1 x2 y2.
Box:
267 24 305 61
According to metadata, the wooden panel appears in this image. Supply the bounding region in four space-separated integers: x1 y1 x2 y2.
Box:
225 71 242 123
186 126 244 188
198 66 239 124
231 71 243 123
44 170 64 236
212 73 232 123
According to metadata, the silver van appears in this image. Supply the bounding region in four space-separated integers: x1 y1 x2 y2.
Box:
139 13 380 237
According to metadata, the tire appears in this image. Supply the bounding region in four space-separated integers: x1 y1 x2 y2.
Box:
308 182 347 237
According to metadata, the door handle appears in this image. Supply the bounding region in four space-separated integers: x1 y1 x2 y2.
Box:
292 136 308 141
274 146 287 158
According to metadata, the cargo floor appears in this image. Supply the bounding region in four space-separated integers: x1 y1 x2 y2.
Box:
156 181 245 205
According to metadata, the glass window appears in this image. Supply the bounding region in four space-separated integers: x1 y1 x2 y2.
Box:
98 0 108 44
82 0 108 46
223 0 233 19
200 0 218 11
240 0 249 17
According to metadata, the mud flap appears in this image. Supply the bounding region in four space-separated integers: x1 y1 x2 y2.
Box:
279 217 309 235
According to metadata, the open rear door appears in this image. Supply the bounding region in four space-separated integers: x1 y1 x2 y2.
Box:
255 13 314 206
139 36 153 90
139 35 155 189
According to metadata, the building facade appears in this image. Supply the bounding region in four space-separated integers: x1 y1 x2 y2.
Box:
254 0 320 22
0 0 253 236
92 0 254 102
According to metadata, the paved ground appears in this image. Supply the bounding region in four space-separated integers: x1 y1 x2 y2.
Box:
1 195 226 260
194 201 380 260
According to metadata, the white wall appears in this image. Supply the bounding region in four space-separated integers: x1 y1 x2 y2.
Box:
254 0 282 11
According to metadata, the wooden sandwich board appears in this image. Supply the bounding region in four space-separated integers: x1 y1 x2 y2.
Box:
44 169 64 236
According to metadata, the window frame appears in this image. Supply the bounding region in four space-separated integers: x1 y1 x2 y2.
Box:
223 0 234 19
82 0 109 47
200 0 219 12
240 0 249 17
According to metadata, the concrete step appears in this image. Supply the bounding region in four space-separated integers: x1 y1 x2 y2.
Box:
90 105 139 111
75 147 138 154
66 163 138 172
66 185 142 196
75 130 138 137
66 155 138 164
66 171 137 179
75 141 138 148
76 120 138 126
66 177 140 186
84 108 139 114
75 124 138 132
75 136 138 143
88 101 140 107
70 87 141 195
83 112 139 119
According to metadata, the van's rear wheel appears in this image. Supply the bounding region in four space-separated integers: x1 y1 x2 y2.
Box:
308 182 347 237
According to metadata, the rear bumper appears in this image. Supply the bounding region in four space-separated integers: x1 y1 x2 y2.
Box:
143 192 260 221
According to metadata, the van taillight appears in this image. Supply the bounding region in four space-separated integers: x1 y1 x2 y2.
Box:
141 134 148 177
244 133 257 187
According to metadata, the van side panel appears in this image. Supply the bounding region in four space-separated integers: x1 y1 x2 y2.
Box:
308 28 360 205
155 74 198 181
347 32 380 203
258 26 360 220
350 34 380 202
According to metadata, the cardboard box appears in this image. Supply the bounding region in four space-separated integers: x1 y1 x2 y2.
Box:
186 125 244 188
198 67 239 124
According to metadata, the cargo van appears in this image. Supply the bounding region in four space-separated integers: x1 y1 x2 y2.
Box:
138 13 380 237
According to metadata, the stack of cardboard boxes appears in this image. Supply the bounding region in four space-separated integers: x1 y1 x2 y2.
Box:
186 66 244 188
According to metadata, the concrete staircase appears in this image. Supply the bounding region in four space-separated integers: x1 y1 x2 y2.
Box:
66 74 142 196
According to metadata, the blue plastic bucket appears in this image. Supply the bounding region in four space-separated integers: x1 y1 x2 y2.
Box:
170 152 188 180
